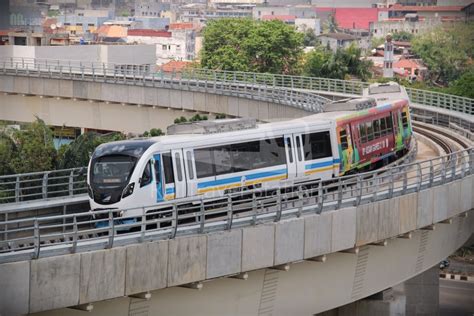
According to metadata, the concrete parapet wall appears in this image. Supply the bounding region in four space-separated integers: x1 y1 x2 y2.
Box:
0 179 472 314
0 75 309 133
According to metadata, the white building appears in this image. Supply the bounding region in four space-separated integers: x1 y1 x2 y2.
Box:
127 27 196 65
295 18 321 36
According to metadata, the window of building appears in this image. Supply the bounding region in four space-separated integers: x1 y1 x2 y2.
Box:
162 45 167 51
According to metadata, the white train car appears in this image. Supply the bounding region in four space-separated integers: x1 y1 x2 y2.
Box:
87 117 342 217
363 82 410 106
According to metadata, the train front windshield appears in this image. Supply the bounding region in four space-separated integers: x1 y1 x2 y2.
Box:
90 155 137 204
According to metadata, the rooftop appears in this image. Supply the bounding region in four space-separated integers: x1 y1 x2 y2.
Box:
262 15 296 22
389 5 465 12
169 22 195 30
95 25 127 38
128 29 171 37
161 60 192 73
319 32 359 40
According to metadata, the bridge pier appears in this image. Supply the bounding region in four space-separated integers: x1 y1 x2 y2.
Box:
401 266 439 316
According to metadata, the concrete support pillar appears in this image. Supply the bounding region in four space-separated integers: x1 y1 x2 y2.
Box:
316 288 406 316
403 266 439 316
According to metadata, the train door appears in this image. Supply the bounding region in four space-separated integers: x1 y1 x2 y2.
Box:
284 135 297 179
171 149 187 198
293 134 306 177
183 148 198 196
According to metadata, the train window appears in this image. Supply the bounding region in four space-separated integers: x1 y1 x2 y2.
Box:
186 151 194 180
366 122 374 142
195 148 215 178
373 120 380 138
163 153 175 184
154 158 162 185
340 130 348 150
295 136 302 161
359 124 367 143
380 117 387 136
387 115 393 130
401 111 408 129
260 137 286 167
303 131 332 160
230 141 259 172
175 153 183 182
214 145 232 175
140 161 152 187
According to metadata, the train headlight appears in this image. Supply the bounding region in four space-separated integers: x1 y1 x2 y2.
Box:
122 182 135 199
87 184 93 198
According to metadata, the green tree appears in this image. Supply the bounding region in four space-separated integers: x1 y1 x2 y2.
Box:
201 18 303 74
303 28 319 47
9 119 57 174
0 132 15 175
446 70 474 99
58 132 125 169
411 23 474 85
304 45 372 81
392 31 413 42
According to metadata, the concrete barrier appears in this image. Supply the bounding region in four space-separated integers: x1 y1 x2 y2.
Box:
447 180 462 217
29 254 81 313
304 212 332 259
206 229 242 279
356 202 379 246
241 224 275 271
125 240 169 295
167 235 207 287
274 218 305 265
398 193 417 234
377 199 400 240
0 261 30 316
433 185 449 222
331 207 356 252
417 189 434 228
79 247 126 304
460 176 473 213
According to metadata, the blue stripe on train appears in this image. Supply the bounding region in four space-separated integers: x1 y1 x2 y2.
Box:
197 168 288 189
165 187 175 194
305 158 339 170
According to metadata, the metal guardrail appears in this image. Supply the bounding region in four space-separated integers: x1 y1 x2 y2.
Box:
0 168 87 204
0 58 330 114
0 147 471 263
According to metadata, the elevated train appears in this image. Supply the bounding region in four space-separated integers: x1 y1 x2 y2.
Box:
87 98 412 218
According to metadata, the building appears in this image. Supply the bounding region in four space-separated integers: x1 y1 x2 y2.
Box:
393 57 427 80
315 7 387 31
370 15 442 38
388 4 467 19
318 32 363 52
126 24 197 65
253 5 317 20
134 0 169 17
295 18 321 35
178 3 253 23
95 25 128 43
57 9 112 39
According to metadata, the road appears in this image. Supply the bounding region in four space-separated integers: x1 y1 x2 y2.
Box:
440 279 474 316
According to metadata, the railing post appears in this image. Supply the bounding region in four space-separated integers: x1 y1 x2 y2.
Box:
336 177 343 209
371 173 379 202
252 191 257 225
199 198 205 233
71 215 78 253
42 172 49 199
441 156 447 184
69 170 74 196
318 180 324 213
107 211 114 249
416 163 422 192
140 207 146 243
450 152 457 181
388 168 394 198
274 189 282 222
297 186 303 217
33 219 40 259
15 176 20 202
429 159 434 187
171 204 178 239
227 195 233 230
355 175 362 206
